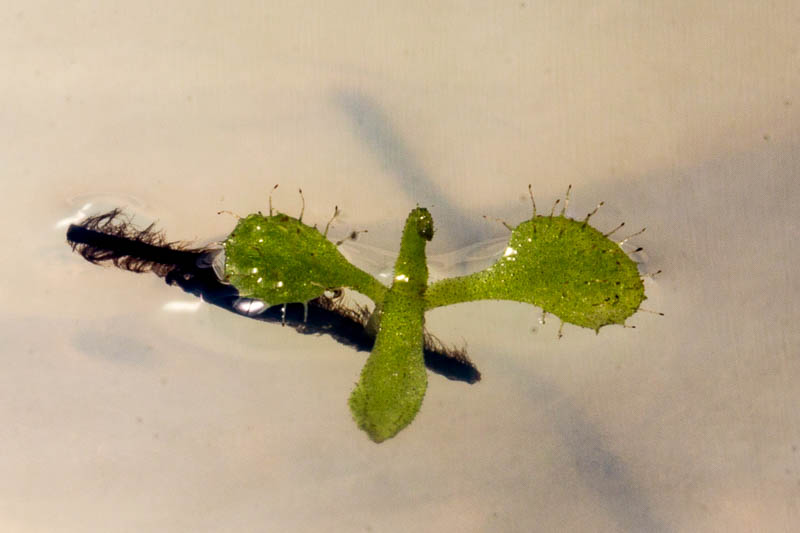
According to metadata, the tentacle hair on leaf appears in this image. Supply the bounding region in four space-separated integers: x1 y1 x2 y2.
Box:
66 209 213 277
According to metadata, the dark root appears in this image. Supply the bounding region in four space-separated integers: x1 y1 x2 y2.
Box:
66 209 213 277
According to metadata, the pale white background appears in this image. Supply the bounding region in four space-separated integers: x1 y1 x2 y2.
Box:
2 2 800 532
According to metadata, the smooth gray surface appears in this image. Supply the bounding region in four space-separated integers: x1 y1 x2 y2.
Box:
2 2 799 532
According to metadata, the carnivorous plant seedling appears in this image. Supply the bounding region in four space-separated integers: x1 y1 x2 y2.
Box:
67 186 650 443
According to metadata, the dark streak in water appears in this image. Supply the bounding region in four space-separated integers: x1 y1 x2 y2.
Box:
523 374 670 533
66 211 481 384
334 89 490 249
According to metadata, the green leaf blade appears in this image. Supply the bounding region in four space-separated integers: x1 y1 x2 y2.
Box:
425 215 645 331
223 212 386 305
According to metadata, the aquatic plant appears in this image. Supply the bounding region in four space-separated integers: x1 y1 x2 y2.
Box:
219 186 648 442
67 186 652 442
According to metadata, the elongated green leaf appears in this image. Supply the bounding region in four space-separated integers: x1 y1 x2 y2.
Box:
349 208 432 442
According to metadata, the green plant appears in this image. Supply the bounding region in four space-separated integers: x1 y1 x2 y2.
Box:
223 187 647 442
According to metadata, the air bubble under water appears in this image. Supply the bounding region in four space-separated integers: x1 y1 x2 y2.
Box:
233 298 269 316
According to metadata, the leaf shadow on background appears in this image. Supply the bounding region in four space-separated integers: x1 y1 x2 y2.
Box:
333 89 491 250
521 371 670 533
74 319 156 366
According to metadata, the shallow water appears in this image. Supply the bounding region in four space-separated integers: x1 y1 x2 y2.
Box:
4 3 800 532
